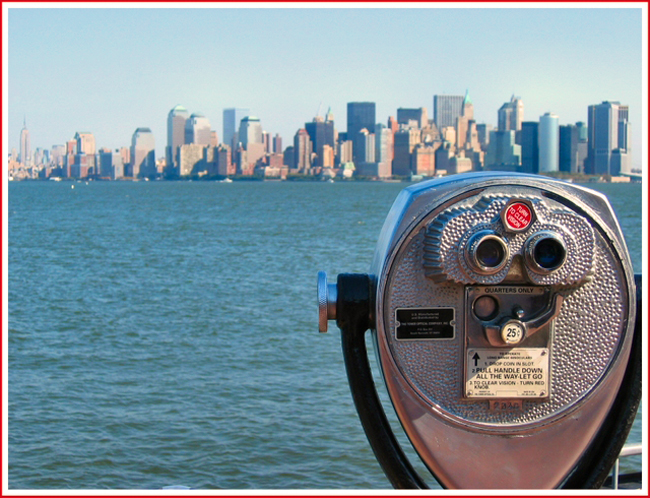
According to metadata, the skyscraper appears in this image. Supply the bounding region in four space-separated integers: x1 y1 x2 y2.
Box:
273 134 282 157
131 127 156 178
498 96 524 132
559 124 579 173
185 113 212 146
75 132 96 155
375 123 394 167
433 94 464 130
20 118 30 167
305 118 335 167
520 122 539 174
239 116 263 148
462 90 474 120
587 101 630 175
98 149 124 179
347 102 376 163
223 108 250 148
485 130 521 171
353 128 375 164
538 113 559 173
392 128 421 176
476 124 492 150
238 116 265 169
166 105 189 174
294 128 312 171
396 108 428 128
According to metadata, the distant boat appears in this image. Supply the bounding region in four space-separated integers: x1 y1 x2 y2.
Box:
328 178 335 183
221 178 233 183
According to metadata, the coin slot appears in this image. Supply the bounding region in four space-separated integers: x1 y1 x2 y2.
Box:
473 295 499 321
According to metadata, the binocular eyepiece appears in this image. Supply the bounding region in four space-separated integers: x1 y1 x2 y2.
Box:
318 172 639 489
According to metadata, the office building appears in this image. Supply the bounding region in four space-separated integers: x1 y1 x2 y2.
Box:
179 144 205 176
485 130 521 171
539 113 559 173
448 155 473 175
166 104 189 172
559 124 579 174
392 128 421 176
273 134 282 157
455 91 474 149
433 94 464 130
435 142 454 173
337 140 353 165
375 123 394 167
283 146 295 169
397 108 428 129
347 102 376 163
51 145 66 167
131 127 156 178
239 116 263 148
388 116 399 134
412 143 439 177
223 108 250 148
498 95 524 131
462 90 474 120
75 132 96 155
476 124 492 150
305 118 335 167
321 145 334 168
585 102 630 176
353 129 375 164
185 113 212 146
99 149 124 179
239 116 264 168
520 122 539 174
20 118 30 167
294 129 312 171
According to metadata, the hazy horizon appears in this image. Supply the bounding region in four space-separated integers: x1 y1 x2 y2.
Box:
5 5 646 169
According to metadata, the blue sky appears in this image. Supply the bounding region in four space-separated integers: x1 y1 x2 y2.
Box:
6 6 646 168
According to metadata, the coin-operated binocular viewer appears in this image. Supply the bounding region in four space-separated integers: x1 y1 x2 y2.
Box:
317 173 641 489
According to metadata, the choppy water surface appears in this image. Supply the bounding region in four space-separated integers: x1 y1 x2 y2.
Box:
8 180 643 489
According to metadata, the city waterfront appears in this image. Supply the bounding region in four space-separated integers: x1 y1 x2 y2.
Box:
8 180 643 489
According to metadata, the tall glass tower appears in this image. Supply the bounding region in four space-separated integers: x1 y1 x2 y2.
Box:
538 113 559 173
223 108 250 148
347 102 376 164
131 127 156 178
185 113 212 146
167 105 189 172
433 95 463 130
587 101 629 175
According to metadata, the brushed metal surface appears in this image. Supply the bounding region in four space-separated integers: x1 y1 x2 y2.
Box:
368 173 635 488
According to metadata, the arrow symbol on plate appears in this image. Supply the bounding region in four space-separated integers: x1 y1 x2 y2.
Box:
472 352 480 366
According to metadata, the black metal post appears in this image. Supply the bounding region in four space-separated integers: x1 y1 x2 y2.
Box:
336 273 429 490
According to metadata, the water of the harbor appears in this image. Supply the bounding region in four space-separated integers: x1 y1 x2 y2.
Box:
7 179 644 490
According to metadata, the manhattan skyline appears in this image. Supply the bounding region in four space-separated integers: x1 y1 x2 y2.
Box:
6 6 645 169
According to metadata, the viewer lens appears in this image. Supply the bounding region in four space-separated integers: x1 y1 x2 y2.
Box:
477 239 505 268
465 231 509 275
524 231 567 274
534 238 566 270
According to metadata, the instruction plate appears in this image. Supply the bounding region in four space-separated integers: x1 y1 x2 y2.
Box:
465 348 549 398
